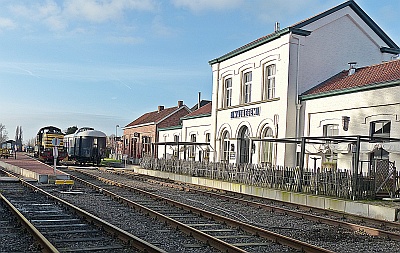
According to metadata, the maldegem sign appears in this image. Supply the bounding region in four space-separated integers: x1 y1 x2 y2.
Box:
230 107 260 119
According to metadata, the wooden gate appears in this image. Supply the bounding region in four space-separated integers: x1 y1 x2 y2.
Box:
373 159 397 198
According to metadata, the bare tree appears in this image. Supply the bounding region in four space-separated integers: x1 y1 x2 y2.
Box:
0 124 8 144
26 137 36 147
15 126 23 151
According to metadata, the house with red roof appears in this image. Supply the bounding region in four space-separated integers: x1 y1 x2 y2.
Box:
300 59 400 169
208 0 400 167
157 101 212 161
122 101 191 163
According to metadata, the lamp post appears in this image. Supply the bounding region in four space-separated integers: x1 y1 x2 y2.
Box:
310 156 321 195
115 125 119 160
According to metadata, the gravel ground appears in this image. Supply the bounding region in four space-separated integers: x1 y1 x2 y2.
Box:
76 168 400 253
0 182 41 253
48 187 221 253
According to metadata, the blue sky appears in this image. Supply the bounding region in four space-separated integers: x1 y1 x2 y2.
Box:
0 0 399 141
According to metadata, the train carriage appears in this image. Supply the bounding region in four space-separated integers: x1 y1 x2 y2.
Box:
64 127 106 165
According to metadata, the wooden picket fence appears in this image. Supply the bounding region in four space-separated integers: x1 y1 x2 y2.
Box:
139 156 399 200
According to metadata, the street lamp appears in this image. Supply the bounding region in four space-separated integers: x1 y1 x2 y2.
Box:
115 125 119 159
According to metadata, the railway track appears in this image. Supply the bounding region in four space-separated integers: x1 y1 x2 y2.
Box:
62 167 400 253
57 167 338 253
0 182 42 253
0 169 165 253
105 168 400 237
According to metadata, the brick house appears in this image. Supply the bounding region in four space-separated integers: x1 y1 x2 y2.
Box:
157 101 212 161
122 101 191 163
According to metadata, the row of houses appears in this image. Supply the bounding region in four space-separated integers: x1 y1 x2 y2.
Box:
121 1 400 174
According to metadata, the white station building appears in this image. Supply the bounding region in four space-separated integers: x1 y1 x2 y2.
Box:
207 0 400 167
156 1 400 171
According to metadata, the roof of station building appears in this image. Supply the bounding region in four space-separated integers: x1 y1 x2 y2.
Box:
182 102 212 120
300 59 400 100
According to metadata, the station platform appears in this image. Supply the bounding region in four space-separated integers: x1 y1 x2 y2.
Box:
0 153 70 183
122 165 400 222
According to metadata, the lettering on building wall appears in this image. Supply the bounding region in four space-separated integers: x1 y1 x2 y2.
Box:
230 107 260 119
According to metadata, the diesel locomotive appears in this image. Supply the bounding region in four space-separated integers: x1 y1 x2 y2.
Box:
34 126 67 163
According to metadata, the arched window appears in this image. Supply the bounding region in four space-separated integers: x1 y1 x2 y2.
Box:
221 131 230 162
189 134 196 160
260 127 273 166
238 126 250 164
173 135 179 158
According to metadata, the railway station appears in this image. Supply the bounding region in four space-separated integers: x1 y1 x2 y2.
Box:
2 1 400 252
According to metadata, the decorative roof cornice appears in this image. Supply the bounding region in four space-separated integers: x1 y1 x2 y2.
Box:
208 27 311 65
381 47 400 55
181 112 211 120
158 125 182 131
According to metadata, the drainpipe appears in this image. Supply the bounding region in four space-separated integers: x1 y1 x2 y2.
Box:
292 35 301 139
212 62 220 163
292 35 302 166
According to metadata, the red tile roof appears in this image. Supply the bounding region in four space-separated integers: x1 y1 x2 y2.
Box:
125 106 187 127
303 59 400 97
183 102 212 118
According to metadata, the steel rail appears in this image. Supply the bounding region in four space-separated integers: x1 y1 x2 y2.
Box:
1 168 166 252
0 193 60 253
67 173 249 253
113 168 400 239
16 179 167 253
68 168 335 253
188 187 400 241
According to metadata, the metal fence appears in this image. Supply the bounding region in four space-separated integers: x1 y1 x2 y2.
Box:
139 156 399 200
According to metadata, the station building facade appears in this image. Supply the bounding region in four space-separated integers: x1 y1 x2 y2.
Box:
300 59 400 170
207 0 400 167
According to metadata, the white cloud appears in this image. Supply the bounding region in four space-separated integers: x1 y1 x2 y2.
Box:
9 0 67 31
63 0 158 23
107 35 144 44
151 16 177 37
0 17 16 31
7 0 158 32
172 0 244 12
254 0 341 25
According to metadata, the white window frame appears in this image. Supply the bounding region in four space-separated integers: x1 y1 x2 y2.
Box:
221 131 230 163
322 124 339 164
242 71 252 104
223 77 232 108
264 64 276 100
260 127 274 166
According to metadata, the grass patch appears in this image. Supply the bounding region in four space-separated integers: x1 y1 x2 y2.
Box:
100 158 122 166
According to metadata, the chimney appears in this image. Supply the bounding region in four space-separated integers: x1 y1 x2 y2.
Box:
158 105 164 112
274 22 280 32
178 100 183 108
198 92 201 110
348 62 357 76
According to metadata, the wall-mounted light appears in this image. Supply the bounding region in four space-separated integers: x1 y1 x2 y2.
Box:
342 116 350 131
